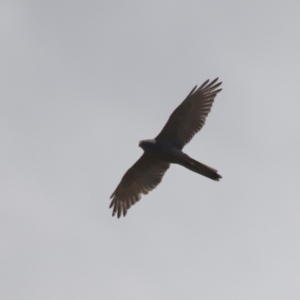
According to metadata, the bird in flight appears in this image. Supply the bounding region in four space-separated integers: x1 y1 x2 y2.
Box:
110 78 222 218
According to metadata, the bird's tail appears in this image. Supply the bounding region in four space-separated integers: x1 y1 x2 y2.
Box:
184 155 222 181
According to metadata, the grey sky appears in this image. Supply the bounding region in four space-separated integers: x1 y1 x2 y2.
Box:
1 1 300 299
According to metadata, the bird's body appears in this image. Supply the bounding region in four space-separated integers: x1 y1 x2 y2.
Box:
140 139 185 164
110 78 223 217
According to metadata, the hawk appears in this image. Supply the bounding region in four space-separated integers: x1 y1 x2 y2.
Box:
110 78 222 217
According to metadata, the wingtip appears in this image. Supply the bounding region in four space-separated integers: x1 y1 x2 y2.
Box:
198 79 210 89
187 85 198 97
110 199 127 218
205 78 221 89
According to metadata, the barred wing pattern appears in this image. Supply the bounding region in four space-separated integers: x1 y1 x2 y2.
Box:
156 78 222 149
109 153 170 218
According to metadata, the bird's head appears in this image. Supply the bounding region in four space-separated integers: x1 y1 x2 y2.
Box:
139 139 156 151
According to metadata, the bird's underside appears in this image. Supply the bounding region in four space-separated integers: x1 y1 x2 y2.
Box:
109 78 222 218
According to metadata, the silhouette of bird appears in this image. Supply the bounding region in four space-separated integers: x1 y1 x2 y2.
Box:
110 78 222 217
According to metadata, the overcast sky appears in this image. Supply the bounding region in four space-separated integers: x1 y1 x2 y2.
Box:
1 1 300 299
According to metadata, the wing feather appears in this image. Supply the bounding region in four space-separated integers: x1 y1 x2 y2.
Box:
156 78 222 149
109 153 170 218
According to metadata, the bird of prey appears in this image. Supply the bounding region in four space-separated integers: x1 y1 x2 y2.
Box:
110 78 222 218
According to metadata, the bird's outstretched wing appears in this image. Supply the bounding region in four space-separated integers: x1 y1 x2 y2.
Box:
110 153 170 218
156 78 222 149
